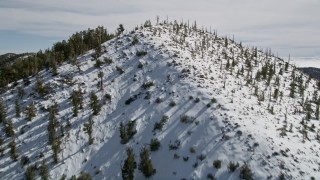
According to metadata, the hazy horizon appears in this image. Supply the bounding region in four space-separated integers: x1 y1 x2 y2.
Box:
1 0 319 65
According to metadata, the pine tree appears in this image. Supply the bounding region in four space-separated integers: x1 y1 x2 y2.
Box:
5 119 15 137
52 138 61 164
120 122 128 144
15 99 21 117
139 146 156 178
47 103 61 164
90 92 101 115
83 116 94 145
71 90 81 117
17 86 25 99
289 81 295 98
305 103 312 120
117 24 125 36
98 71 104 90
316 100 319 120
35 78 48 97
121 147 137 180
0 100 6 123
26 104 36 121
25 165 36 180
39 160 50 180
9 139 18 161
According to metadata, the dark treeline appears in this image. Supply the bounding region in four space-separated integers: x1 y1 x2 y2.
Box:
0 26 114 89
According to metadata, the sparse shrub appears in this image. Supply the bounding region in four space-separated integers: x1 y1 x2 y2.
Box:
141 82 154 89
228 161 239 172
193 161 198 168
104 57 113 64
20 155 30 166
207 173 216 180
94 59 103 68
169 140 181 150
150 138 160 151
239 163 253 180
132 36 139 45
144 92 151 99
197 154 206 161
153 115 169 132
116 66 125 74
77 171 92 180
189 147 196 154
155 97 163 104
173 153 180 159
169 100 176 107
104 93 112 101
136 51 147 57
137 62 144 69
60 174 67 180
180 115 194 124
211 97 217 103
125 95 138 105
194 97 200 103
213 160 222 169
183 156 189 162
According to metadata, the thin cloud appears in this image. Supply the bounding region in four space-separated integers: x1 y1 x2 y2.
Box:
0 0 319 57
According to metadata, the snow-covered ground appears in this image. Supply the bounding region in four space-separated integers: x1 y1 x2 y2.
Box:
0 22 319 180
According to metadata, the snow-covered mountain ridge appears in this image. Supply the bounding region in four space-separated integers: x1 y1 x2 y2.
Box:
0 21 320 180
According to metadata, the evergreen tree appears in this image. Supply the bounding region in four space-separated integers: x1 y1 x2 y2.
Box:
26 104 36 121
39 160 50 180
90 92 101 115
72 90 84 116
120 122 128 144
5 119 15 137
273 89 279 100
52 138 61 164
77 171 92 180
138 146 156 178
15 99 21 117
9 139 18 161
17 86 25 99
47 103 61 164
35 78 48 97
289 81 295 98
117 24 125 36
121 147 137 180
98 71 104 90
0 100 6 123
25 165 36 180
316 99 319 120
83 116 94 145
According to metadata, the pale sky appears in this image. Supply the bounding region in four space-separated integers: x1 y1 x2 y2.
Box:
1 0 319 61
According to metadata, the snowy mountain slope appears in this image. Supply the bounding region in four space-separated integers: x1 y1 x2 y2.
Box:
0 21 320 180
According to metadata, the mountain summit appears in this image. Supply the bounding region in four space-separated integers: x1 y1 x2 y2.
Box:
0 20 319 180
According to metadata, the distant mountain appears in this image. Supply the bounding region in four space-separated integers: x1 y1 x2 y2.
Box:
299 67 320 80
0 20 319 180
0 52 34 67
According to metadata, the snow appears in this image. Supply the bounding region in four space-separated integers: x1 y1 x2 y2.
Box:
0 22 319 180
